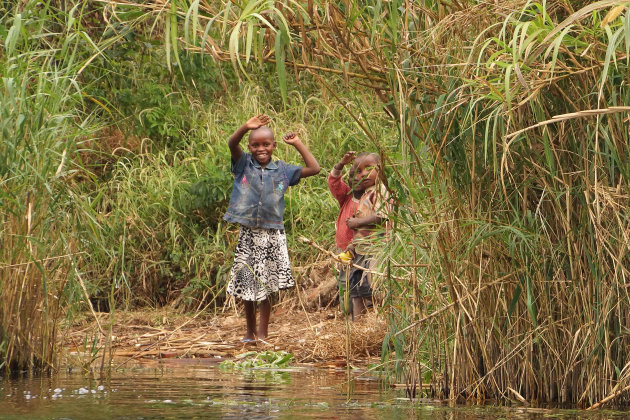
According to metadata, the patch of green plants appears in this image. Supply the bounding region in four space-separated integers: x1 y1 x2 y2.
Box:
219 350 294 370
83 31 230 149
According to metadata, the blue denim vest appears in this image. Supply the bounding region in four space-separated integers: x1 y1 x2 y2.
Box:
223 153 302 229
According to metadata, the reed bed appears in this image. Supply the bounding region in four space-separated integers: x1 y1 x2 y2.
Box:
0 0 104 372
62 307 386 365
3 0 629 408
105 0 629 406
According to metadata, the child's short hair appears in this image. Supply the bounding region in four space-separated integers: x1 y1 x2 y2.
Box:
248 126 274 142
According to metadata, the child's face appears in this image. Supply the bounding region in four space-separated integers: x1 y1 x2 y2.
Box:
353 155 379 192
248 129 276 166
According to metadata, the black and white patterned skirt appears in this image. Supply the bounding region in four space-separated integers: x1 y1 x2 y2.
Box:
227 226 295 301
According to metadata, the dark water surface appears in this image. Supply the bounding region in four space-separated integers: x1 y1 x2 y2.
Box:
1 359 629 419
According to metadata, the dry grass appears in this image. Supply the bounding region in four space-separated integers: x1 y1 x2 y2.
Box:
60 255 385 367
0 200 70 372
61 307 387 367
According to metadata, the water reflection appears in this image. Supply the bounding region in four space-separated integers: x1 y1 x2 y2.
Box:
1 360 629 419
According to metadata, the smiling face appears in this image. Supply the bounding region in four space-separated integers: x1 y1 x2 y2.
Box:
248 127 276 166
351 154 380 194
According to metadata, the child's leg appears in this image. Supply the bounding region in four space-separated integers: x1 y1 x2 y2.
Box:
257 298 271 339
243 300 257 340
351 254 373 320
352 297 367 319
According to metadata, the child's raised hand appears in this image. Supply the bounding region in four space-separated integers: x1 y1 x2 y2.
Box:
345 217 361 230
245 114 270 130
340 151 356 166
283 132 301 145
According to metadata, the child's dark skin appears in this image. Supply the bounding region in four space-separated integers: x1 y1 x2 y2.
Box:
228 114 320 340
333 151 385 317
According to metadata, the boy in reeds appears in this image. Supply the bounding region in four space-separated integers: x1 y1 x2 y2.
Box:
328 151 389 320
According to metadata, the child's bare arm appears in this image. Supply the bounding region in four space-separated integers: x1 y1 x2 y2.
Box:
346 215 385 230
335 151 356 170
331 151 356 176
283 133 321 178
228 114 270 161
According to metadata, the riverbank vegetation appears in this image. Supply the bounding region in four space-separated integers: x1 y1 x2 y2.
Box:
2 0 629 408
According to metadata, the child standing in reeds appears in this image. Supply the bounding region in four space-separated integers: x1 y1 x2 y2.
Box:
224 114 320 342
328 151 389 320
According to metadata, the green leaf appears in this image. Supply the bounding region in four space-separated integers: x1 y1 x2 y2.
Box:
192 0 199 44
275 28 287 105
170 1 183 75
542 130 556 177
274 352 293 366
5 13 22 56
229 21 243 72
235 351 257 359
184 0 200 46
242 0 264 18
271 7 292 41
504 64 512 107
547 26 572 79
507 284 522 323
221 0 232 40
525 275 538 328
370 0 382 45
245 20 254 64
200 14 221 56
389 0 400 46
600 26 624 97
250 13 277 32
165 11 171 71
256 27 267 62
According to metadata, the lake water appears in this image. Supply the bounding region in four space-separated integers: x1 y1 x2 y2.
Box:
1 358 629 419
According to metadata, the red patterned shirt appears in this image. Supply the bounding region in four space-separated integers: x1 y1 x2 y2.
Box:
328 170 359 251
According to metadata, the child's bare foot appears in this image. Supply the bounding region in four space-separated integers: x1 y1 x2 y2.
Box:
256 329 268 340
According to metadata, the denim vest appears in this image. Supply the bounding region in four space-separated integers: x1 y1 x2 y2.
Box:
223 153 302 229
